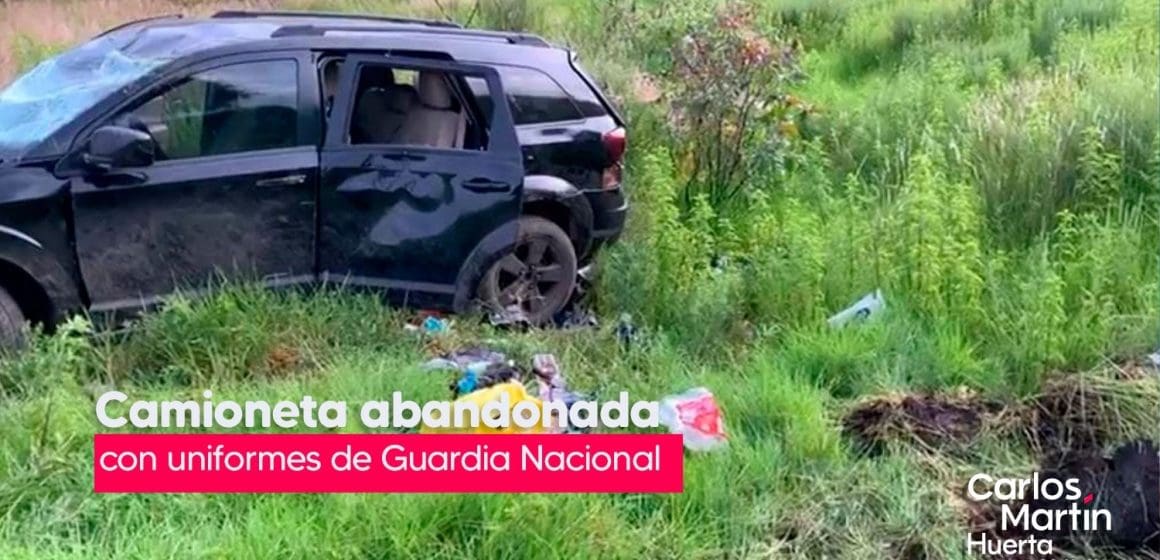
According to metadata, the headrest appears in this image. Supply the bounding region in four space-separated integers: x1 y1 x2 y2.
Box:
384 85 419 113
417 72 453 110
362 69 396 90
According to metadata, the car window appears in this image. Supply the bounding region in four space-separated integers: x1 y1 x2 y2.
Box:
347 64 490 151
467 66 583 125
112 60 299 161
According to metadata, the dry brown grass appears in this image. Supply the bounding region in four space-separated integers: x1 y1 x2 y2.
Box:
0 0 278 83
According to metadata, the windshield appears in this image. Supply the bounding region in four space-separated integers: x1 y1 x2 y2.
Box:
0 21 278 162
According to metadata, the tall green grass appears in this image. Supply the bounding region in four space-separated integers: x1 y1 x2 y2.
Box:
0 0 1157 557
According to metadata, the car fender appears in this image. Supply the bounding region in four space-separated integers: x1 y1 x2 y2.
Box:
0 230 84 323
452 218 520 313
522 174 594 256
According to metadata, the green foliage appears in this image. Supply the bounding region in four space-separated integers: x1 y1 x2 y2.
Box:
475 0 538 32
1029 6 1061 65
0 317 93 397
666 2 805 214
0 0 1158 557
1057 0 1125 33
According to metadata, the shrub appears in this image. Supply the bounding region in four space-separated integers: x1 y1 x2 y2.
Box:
1057 0 1125 33
666 2 806 214
474 0 538 32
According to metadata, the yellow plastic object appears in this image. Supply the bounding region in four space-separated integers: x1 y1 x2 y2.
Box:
420 381 547 434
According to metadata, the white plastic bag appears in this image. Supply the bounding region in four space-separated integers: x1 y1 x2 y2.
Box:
827 289 886 328
659 387 727 452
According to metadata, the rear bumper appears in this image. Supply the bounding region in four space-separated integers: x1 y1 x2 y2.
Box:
583 186 627 257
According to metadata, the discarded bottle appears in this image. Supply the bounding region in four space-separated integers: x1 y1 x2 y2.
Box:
827 289 886 328
659 387 727 452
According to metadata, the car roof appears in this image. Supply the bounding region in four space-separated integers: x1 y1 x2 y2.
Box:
106 10 555 51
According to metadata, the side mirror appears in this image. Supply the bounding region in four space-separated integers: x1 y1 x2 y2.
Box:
83 126 155 171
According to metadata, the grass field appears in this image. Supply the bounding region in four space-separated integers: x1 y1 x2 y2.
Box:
0 0 1158 558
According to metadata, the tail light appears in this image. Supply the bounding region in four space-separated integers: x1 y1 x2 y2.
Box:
602 127 626 189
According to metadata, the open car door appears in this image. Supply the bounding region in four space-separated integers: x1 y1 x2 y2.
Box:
319 54 523 310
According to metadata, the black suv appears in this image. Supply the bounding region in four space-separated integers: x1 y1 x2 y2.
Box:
0 10 628 344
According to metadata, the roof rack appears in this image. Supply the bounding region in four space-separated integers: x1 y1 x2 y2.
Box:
271 24 551 47
212 10 462 29
96 14 183 37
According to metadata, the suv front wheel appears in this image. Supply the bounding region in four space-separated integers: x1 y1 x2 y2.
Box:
479 216 577 325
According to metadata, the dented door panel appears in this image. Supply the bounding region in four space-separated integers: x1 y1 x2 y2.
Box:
320 150 522 290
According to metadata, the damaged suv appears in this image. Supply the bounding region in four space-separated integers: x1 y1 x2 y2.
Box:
0 10 628 345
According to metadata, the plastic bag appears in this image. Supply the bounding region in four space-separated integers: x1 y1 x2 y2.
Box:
659 387 727 451
827 289 886 328
420 381 546 435
531 353 591 433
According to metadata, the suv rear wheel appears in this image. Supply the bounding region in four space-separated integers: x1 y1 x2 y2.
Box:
479 216 577 325
0 285 26 350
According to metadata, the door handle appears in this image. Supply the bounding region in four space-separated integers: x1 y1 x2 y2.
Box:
256 174 307 187
462 178 510 193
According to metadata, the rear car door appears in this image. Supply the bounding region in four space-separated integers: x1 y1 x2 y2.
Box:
70 53 320 311
319 55 523 308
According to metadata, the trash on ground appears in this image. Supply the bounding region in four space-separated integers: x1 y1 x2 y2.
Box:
421 380 546 434
659 387 727 451
827 289 886 328
422 348 596 434
531 354 564 397
1148 349 1160 369
455 369 479 395
453 361 520 398
551 265 599 329
488 304 531 329
422 346 508 372
422 316 448 333
405 310 450 333
553 306 599 329
531 353 592 433
616 313 638 348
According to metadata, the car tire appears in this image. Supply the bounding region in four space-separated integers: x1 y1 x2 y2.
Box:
0 285 25 350
478 216 578 325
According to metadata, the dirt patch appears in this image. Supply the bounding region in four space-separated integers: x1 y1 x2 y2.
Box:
263 343 302 376
847 373 1159 555
1100 440 1160 549
842 389 1004 456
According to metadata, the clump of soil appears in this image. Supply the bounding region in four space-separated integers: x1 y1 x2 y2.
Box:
966 440 1159 553
842 389 1004 456
1100 440 1160 549
845 372 1160 554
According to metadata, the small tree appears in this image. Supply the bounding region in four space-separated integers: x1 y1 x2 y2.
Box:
667 3 807 214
